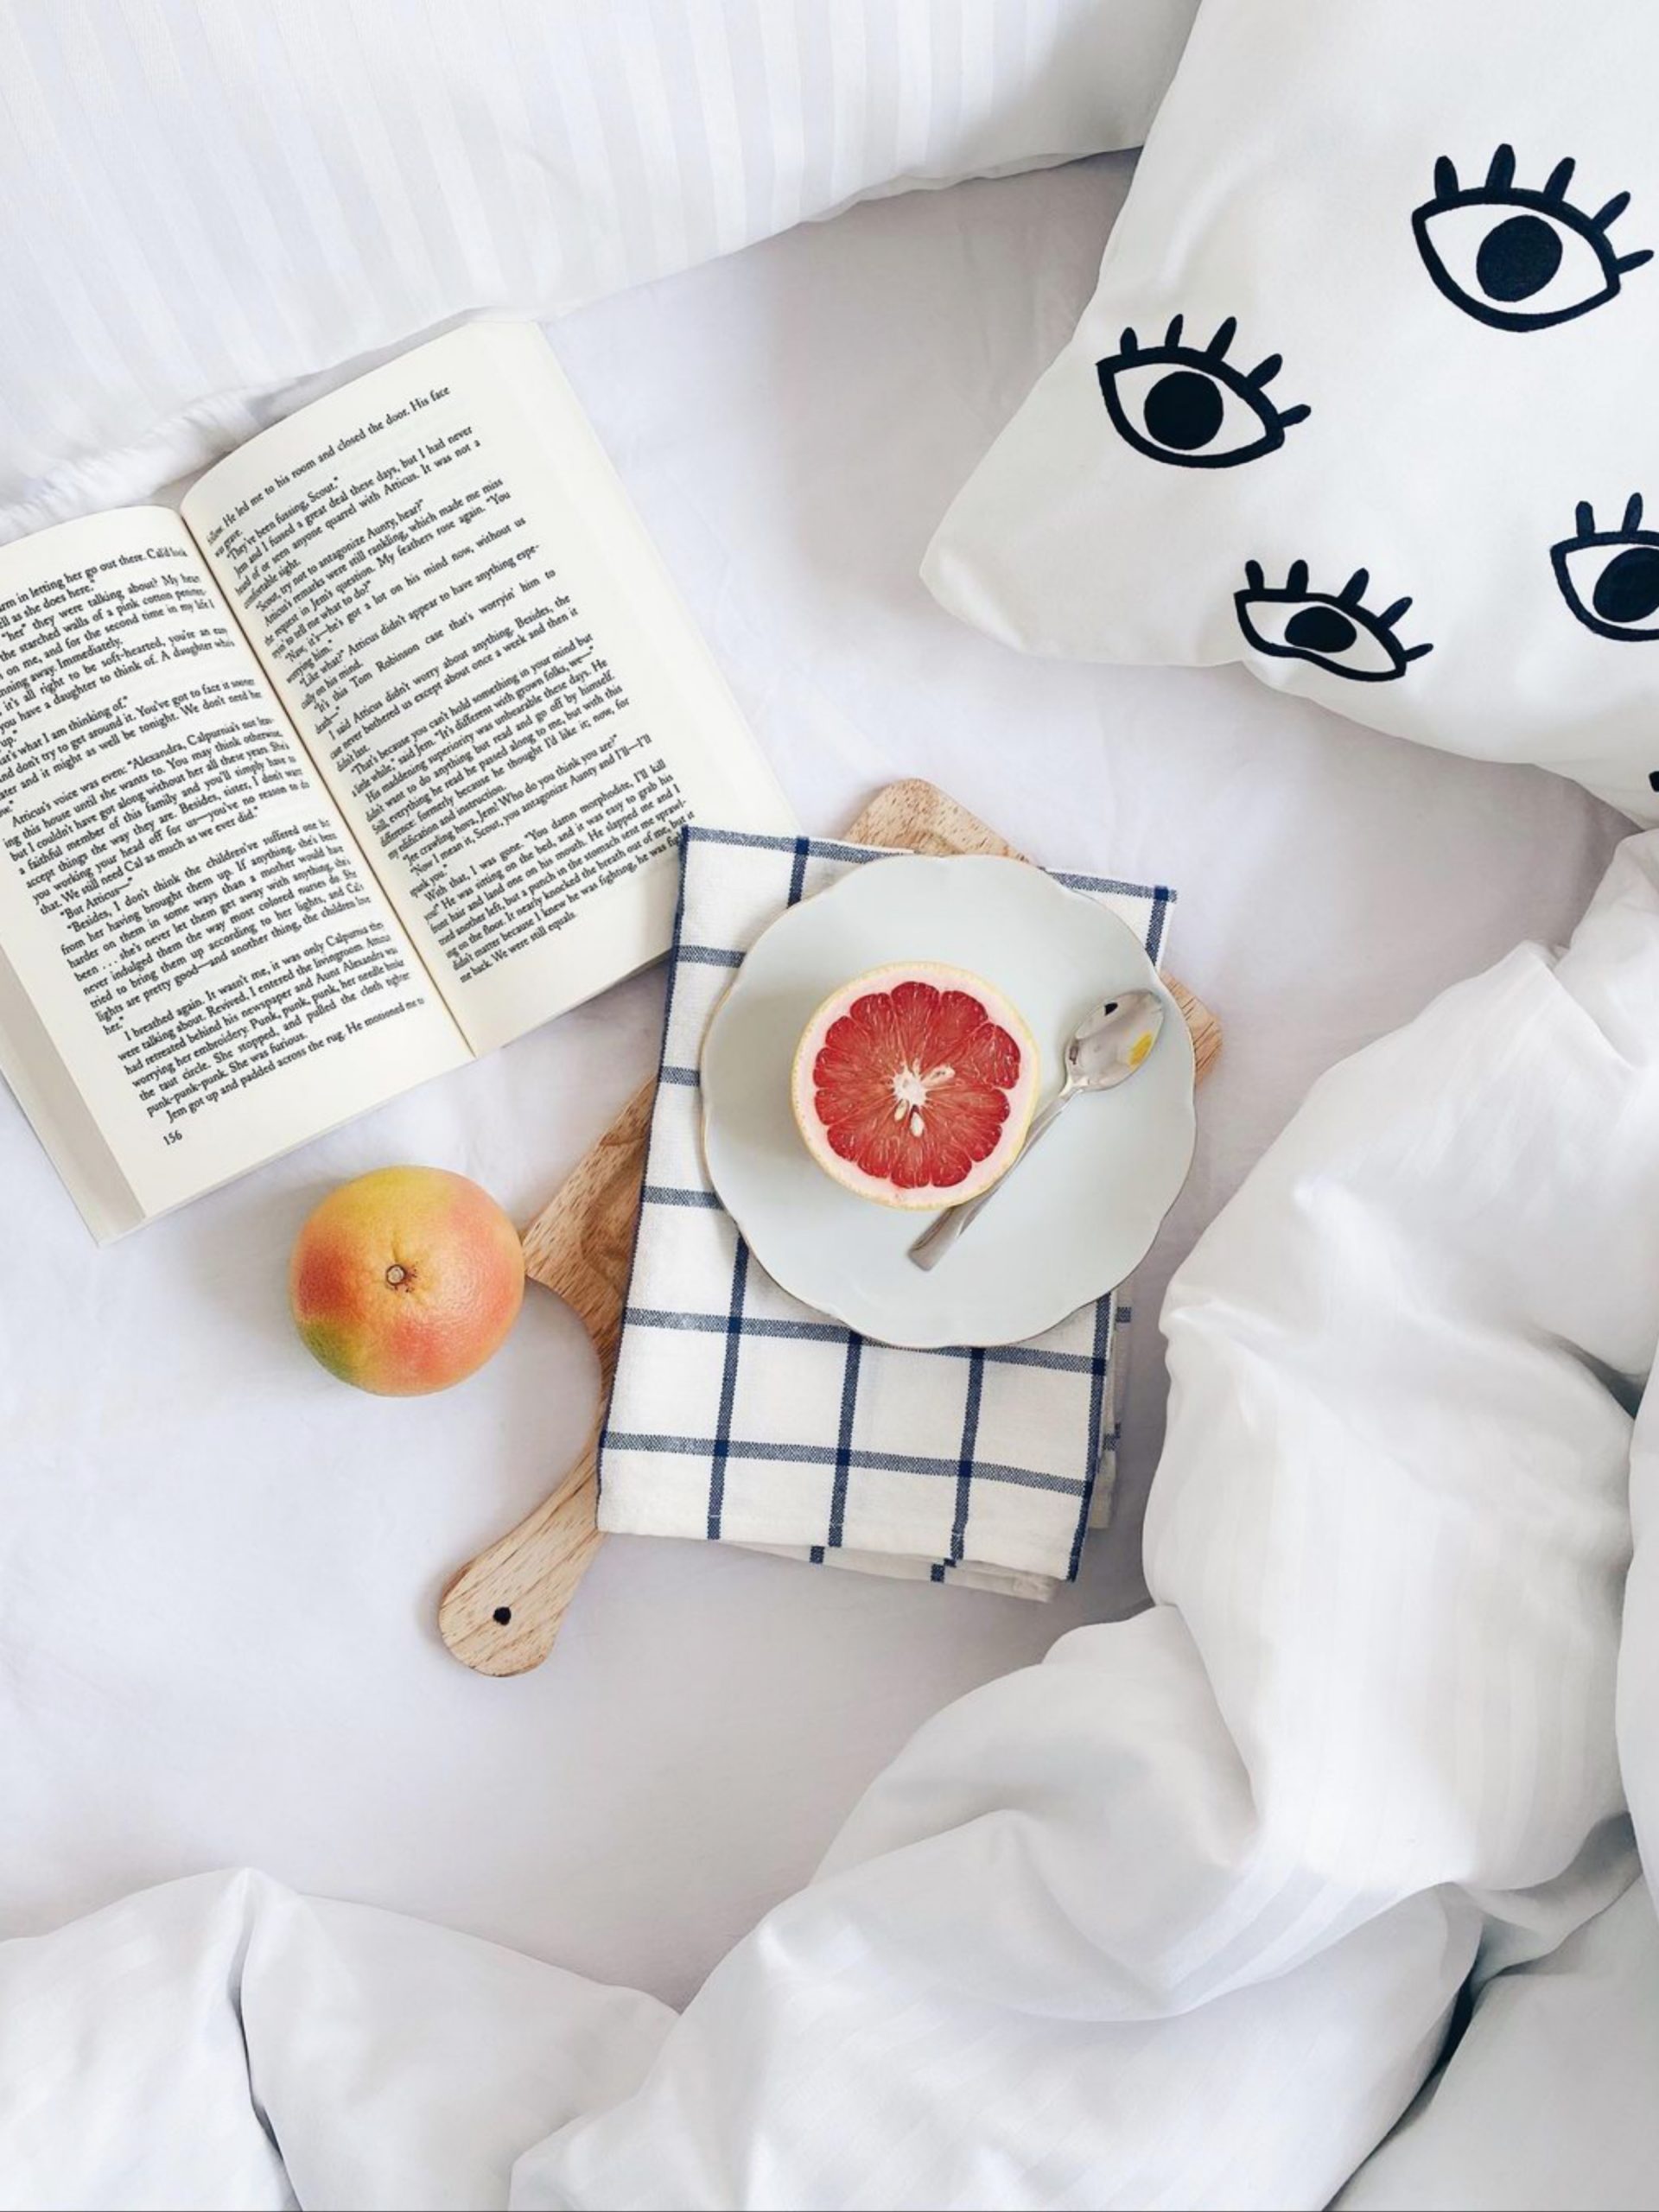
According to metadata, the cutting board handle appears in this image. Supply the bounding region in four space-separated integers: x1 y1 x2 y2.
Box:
438 1081 650 1675
438 1440 602 1675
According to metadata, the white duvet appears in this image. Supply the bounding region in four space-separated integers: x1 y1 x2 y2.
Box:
10 830 1658 2210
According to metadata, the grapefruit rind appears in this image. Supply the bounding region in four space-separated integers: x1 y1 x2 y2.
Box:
789 961 1039 1211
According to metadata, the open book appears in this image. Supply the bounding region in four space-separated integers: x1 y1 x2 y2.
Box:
0 322 794 1239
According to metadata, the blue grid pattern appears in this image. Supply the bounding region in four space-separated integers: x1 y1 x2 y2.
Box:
596 827 1171 1598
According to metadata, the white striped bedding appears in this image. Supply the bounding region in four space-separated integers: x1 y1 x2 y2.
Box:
0 0 1196 541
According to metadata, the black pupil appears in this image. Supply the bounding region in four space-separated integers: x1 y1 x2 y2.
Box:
1592 545 1659 626
1284 605 1358 655
1143 368 1225 451
1476 213 1564 303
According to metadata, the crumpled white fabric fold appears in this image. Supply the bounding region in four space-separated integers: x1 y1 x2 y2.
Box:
0 1869 671 2212
11 835 1659 2210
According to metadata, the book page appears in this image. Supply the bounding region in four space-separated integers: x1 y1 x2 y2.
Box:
0 509 468 1232
183 321 795 1055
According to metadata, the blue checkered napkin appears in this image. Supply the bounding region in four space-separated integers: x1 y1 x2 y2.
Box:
595 827 1174 1599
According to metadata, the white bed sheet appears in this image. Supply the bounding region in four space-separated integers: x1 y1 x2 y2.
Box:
1 156 1625 2004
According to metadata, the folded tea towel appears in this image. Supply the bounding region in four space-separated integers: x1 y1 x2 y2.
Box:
596 827 1174 1598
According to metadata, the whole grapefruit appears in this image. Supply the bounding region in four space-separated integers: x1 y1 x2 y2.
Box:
289 1166 525 1395
790 963 1039 1209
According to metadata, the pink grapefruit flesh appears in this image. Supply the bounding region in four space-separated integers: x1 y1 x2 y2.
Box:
791 963 1039 1210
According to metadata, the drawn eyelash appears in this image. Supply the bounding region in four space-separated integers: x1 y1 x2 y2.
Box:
1234 561 1433 683
1096 315 1310 469
1551 493 1659 640
1413 144 1652 331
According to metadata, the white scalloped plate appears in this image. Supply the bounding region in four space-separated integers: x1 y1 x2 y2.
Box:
699 855 1195 1348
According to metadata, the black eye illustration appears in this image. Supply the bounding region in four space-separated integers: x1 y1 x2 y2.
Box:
1552 495 1659 640
1096 315 1310 469
1235 562 1433 683
1413 145 1652 331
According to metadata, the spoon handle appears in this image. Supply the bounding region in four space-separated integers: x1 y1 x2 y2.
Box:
907 1084 1075 1271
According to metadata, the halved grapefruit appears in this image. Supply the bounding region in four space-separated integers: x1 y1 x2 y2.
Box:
790 963 1039 1210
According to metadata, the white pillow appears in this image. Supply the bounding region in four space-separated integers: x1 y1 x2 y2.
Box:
0 0 1196 543
925 0 1659 823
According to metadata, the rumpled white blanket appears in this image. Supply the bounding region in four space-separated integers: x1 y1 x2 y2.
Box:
11 833 1659 2211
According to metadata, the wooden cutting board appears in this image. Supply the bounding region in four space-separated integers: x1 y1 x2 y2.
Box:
438 780 1220 1676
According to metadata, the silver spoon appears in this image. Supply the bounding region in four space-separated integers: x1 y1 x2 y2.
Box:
907 988 1166 1271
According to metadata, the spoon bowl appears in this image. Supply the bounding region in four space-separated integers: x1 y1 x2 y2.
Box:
1064 988 1167 1090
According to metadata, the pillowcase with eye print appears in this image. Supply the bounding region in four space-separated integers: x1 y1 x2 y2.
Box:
923 0 1659 823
